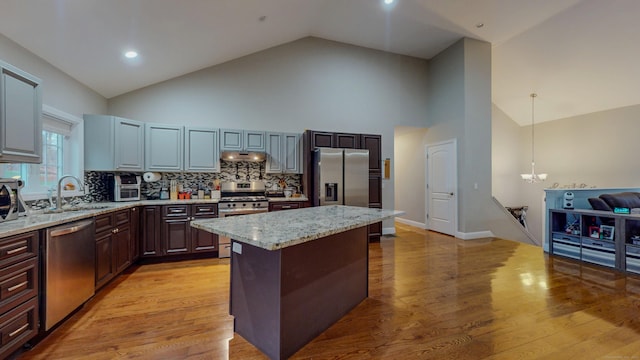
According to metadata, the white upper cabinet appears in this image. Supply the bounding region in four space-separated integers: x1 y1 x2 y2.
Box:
184 127 219 172
265 132 301 174
84 115 144 171
0 61 42 164
145 123 183 172
220 129 265 152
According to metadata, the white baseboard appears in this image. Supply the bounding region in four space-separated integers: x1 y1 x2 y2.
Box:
395 217 426 229
455 230 495 240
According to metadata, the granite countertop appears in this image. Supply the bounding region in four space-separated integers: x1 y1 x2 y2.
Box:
0 199 221 238
191 205 404 251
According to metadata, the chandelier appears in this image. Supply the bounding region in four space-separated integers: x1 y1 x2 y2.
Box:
520 93 547 183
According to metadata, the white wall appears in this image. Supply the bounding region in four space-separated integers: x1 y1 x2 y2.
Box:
394 126 428 225
108 37 431 224
0 34 106 117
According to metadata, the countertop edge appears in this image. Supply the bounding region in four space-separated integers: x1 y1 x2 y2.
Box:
191 207 404 251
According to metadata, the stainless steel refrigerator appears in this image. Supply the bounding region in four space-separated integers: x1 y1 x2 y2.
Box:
313 148 369 207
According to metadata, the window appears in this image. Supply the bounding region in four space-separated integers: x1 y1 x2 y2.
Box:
0 130 64 193
0 105 82 200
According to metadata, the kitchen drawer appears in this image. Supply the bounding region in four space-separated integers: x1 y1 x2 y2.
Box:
192 204 217 217
0 232 38 269
94 214 114 234
114 209 130 226
163 205 189 218
269 202 301 211
0 258 38 316
0 296 38 360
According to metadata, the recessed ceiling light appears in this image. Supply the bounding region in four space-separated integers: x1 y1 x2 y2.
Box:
124 51 138 59
476 23 484 28
384 0 394 4
259 15 267 22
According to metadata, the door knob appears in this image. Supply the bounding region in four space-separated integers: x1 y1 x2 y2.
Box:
449 192 454 196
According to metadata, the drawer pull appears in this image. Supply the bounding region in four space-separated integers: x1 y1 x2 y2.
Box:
7 246 27 255
170 209 184 213
199 208 212 212
8 281 28 292
281 206 291 209
9 323 29 337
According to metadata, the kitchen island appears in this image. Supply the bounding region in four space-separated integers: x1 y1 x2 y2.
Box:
191 205 403 360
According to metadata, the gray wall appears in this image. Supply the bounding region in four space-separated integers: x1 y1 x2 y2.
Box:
426 37 500 236
108 37 431 229
0 33 106 118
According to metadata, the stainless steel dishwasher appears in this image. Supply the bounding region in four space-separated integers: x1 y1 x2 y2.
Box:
44 219 95 331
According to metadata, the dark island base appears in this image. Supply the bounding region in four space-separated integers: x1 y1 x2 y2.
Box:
230 226 369 360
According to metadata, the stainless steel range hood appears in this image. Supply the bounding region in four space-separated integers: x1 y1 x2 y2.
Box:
221 151 266 162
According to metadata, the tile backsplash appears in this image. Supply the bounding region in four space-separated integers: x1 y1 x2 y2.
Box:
84 160 302 201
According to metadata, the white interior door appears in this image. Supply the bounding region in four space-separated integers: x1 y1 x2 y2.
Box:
426 139 457 236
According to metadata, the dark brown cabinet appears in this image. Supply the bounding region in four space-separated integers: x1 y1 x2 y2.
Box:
335 133 360 148
0 231 39 360
308 130 361 149
191 204 218 253
143 204 218 258
361 134 381 175
309 131 334 148
95 209 132 289
141 206 161 257
130 207 140 262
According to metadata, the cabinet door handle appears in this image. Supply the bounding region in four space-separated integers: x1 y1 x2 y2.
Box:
9 323 29 337
132 208 136 212
7 246 27 255
8 281 28 292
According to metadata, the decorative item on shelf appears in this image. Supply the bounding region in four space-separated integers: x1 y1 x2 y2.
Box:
614 207 630 214
589 226 600 238
520 93 548 183
564 219 580 235
563 192 574 209
600 225 615 240
631 235 640 246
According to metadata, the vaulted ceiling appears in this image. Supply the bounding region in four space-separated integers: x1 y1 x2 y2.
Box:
0 0 636 125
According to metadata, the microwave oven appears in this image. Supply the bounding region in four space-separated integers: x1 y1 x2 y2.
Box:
0 178 19 222
108 174 141 202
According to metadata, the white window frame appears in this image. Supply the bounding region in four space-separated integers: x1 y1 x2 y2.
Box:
20 105 84 201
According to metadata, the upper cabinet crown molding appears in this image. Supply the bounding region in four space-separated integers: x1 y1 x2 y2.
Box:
0 60 42 164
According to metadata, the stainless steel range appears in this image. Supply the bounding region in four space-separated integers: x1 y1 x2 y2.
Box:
218 181 268 257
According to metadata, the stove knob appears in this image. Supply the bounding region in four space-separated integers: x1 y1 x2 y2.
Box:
242 203 247 207
232 203 236 207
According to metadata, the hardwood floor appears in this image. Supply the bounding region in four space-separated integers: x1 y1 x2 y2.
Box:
16 223 640 359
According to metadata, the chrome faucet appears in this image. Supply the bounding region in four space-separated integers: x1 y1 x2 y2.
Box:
55 175 84 210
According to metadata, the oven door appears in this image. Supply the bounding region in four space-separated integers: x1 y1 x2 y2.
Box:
218 207 268 258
